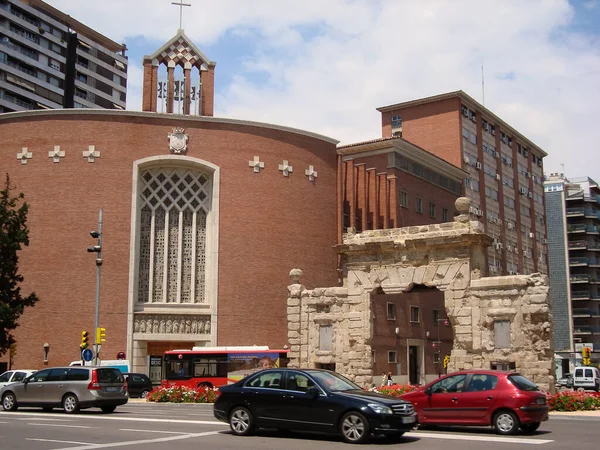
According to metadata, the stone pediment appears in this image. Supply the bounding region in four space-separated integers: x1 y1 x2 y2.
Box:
143 30 215 69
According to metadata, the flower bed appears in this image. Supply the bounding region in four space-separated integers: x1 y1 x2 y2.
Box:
145 385 219 403
144 383 600 411
546 390 600 411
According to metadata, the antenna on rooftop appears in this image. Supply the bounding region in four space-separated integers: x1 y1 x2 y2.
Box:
481 57 485 107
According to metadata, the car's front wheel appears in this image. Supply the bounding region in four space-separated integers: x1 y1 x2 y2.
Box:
340 411 370 444
62 393 80 414
2 392 18 411
520 423 540 434
493 410 519 435
229 406 255 436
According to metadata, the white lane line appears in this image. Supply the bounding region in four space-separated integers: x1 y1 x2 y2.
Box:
52 430 222 450
28 423 95 429
5 411 226 426
408 431 554 445
27 438 95 445
16 417 70 421
119 428 187 434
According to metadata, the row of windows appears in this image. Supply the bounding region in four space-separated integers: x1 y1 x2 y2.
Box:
399 191 449 221
386 303 421 322
392 153 462 195
462 126 477 145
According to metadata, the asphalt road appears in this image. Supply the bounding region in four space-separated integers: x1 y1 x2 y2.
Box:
1 402 599 450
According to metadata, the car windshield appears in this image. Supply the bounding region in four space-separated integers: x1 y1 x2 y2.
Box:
508 374 538 391
308 371 362 392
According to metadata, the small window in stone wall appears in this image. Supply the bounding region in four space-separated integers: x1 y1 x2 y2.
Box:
319 325 333 352
388 351 397 363
494 320 511 349
372 350 376 363
433 352 440 364
387 302 396 320
410 305 420 323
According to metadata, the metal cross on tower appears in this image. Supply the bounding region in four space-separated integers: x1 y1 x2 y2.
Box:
171 0 191 30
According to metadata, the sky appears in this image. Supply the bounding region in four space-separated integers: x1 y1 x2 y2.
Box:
44 0 600 179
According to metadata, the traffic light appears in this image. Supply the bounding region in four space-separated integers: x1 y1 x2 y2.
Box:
96 327 106 344
87 230 103 266
582 347 592 366
9 344 16 358
443 355 450 370
81 331 89 349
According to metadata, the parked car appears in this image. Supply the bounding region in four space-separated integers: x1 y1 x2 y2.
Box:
400 370 548 435
573 367 600 391
0 370 37 389
214 368 417 444
0 366 128 414
124 372 153 398
558 373 573 388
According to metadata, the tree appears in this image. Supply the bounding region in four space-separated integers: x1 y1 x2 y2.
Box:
0 174 39 356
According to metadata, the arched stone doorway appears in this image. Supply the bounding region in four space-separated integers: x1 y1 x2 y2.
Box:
286 199 554 391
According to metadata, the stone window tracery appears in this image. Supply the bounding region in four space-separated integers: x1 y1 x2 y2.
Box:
137 167 210 304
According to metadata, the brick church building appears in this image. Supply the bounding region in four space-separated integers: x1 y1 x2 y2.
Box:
1 30 465 381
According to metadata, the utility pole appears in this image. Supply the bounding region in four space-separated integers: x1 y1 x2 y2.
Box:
88 208 103 365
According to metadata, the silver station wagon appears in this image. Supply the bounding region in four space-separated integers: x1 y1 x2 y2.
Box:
0 366 128 413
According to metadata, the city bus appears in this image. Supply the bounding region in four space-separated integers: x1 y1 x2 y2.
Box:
161 346 289 388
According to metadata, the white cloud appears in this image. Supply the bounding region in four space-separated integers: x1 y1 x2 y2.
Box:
46 0 600 178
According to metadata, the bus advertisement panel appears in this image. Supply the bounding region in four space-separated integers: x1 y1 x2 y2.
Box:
227 351 282 383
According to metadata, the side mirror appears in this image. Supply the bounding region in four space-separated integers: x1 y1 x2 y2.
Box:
424 386 431 395
306 386 320 398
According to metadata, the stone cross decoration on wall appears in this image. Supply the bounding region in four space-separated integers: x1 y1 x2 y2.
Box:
249 156 265 173
48 145 65 163
83 145 101 163
279 160 293 176
305 165 318 182
17 147 32 165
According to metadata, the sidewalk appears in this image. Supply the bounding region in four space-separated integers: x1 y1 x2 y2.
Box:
550 410 600 417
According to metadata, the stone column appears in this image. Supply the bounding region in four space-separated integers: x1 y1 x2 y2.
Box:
167 65 175 114
287 269 305 368
183 67 191 115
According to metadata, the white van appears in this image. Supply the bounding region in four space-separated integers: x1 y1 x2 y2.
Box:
573 366 600 391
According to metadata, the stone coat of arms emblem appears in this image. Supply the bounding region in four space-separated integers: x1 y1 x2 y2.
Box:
168 127 188 154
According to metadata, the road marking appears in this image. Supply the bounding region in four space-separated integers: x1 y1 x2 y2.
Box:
27 438 95 445
52 430 222 450
28 423 95 429
409 431 553 445
5 411 226 426
16 417 70 421
119 428 187 434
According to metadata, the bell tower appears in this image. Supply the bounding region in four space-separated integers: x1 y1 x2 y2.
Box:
141 29 216 116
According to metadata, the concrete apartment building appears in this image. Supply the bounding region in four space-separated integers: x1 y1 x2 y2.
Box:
0 0 127 112
545 174 600 376
377 91 548 277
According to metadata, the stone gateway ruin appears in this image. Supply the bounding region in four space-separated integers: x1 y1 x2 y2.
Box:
286 198 555 392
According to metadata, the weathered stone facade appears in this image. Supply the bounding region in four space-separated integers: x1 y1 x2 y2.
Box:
287 198 555 392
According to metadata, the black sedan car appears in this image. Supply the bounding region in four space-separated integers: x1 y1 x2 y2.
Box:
214 368 417 444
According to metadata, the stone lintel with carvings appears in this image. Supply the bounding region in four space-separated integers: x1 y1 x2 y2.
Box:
133 314 211 338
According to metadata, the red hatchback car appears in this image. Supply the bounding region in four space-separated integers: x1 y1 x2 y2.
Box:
400 370 548 435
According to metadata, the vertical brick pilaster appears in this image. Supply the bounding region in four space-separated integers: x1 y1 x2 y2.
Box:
349 160 356 229
183 68 191 115
201 64 215 116
167 66 175 114
142 61 157 112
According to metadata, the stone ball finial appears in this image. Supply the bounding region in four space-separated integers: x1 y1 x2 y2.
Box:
455 197 471 214
289 268 303 283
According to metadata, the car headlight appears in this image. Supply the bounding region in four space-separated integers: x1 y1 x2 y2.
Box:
368 403 393 414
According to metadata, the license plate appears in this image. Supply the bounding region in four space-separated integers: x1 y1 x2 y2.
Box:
536 398 546 405
105 387 120 392
402 415 417 424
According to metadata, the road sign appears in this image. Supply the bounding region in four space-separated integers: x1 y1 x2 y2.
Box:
82 348 94 362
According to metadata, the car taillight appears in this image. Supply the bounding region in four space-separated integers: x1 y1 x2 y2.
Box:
87 369 101 390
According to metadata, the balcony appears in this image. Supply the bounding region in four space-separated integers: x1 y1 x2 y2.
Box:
570 257 590 267
573 308 593 317
9 25 39 45
567 207 585 217
584 209 600 219
569 240 588 250
570 275 590 284
573 325 600 334
0 92 35 109
10 8 40 27
572 291 592 300
566 190 584 201
0 39 38 60
568 224 587 233
4 59 36 77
